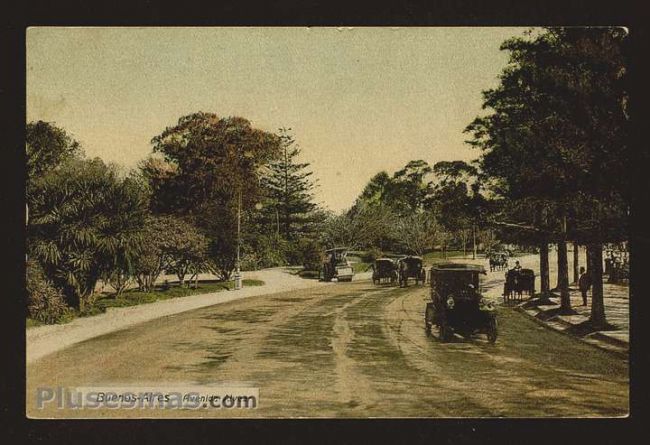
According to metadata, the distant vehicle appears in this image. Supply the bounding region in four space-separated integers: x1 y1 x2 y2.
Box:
371 258 398 285
425 263 497 343
503 268 536 303
488 251 509 271
397 256 426 287
322 247 354 282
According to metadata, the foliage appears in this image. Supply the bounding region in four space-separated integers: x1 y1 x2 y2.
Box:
105 270 134 297
356 160 434 216
154 216 210 287
465 27 629 242
243 234 289 270
321 203 398 251
92 279 264 313
149 112 282 214
290 238 323 271
361 247 382 263
26 121 82 192
394 212 441 256
147 113 283 278
132 215 173 292
28 158 148 310
26 259 71 324
465 27 629 321
258 128 319 240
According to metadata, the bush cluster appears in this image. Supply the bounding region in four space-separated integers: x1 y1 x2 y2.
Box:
26 260 71 324
361 247 382 263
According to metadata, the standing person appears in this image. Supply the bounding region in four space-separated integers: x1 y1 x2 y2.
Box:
578 266 591 306
511 260 522 272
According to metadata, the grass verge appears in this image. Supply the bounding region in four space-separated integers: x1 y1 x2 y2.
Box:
27 279 264 327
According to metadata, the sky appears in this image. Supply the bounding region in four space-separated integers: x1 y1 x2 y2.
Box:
26 27 525 212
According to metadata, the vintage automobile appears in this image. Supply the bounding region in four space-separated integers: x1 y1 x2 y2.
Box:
503 268 536 302
371 258 398 285
425 263 497 343
321 247 354 282
397 255 426 287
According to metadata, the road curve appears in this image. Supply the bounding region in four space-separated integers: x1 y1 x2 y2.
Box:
27 271 628 418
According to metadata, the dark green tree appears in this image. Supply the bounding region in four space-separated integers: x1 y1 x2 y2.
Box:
259 128 319 241
148 112 282 278
465 27 629 323
430 160 484 258
26 121 82 189
28 158 148 311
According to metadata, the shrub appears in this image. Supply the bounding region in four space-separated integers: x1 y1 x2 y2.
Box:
239 235 288 271
361 247 382 263
26 259 71 324
300 239 323 271
285 238 322 271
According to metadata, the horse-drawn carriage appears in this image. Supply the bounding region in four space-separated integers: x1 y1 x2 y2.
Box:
371 258 398 285
488 251 509 271
503 268 535 302
397 256 426 287
321 247 354 282
425 263 497 343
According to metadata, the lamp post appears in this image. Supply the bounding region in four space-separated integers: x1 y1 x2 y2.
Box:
234 187 242 290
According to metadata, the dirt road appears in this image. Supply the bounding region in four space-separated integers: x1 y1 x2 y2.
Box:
27 263 628 418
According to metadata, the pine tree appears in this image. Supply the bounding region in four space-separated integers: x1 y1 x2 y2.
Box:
260 128 319 241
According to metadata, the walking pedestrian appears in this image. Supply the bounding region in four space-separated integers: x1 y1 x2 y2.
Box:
578 266 591 306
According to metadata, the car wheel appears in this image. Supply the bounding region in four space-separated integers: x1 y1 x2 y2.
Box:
487 317 498 344
439 319 451 342
425 304 435 336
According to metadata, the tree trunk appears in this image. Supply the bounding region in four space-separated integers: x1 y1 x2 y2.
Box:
572 242 580 285
472 225 477 260
557 211 572 312
539 242 550 299
557 239 572 312
588 243 607 328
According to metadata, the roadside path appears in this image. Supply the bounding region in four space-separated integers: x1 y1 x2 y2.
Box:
26 268 328 364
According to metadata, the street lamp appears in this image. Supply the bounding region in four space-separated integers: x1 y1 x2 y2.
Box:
234 188 243 290
233 148 261 291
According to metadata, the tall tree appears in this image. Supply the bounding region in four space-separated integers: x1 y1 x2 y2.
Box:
394 212 440 256
431 160 484 257
148 113 282 278
321 203 398 252
26 121 82 188
259 128 319 241
465 27 629 323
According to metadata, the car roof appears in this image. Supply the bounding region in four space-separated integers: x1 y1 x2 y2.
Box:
431 263 486 273
376 257 394 262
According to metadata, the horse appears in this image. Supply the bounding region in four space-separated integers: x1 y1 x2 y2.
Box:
398 256 425 287
489 254 509 272
503 268 535 303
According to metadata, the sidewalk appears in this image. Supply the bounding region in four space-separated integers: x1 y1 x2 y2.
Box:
27 268 329 364
512 250 629 356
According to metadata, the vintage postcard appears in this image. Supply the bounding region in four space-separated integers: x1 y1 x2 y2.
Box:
25 27 629 418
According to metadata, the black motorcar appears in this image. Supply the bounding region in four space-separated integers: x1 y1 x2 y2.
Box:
425 263 497 343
